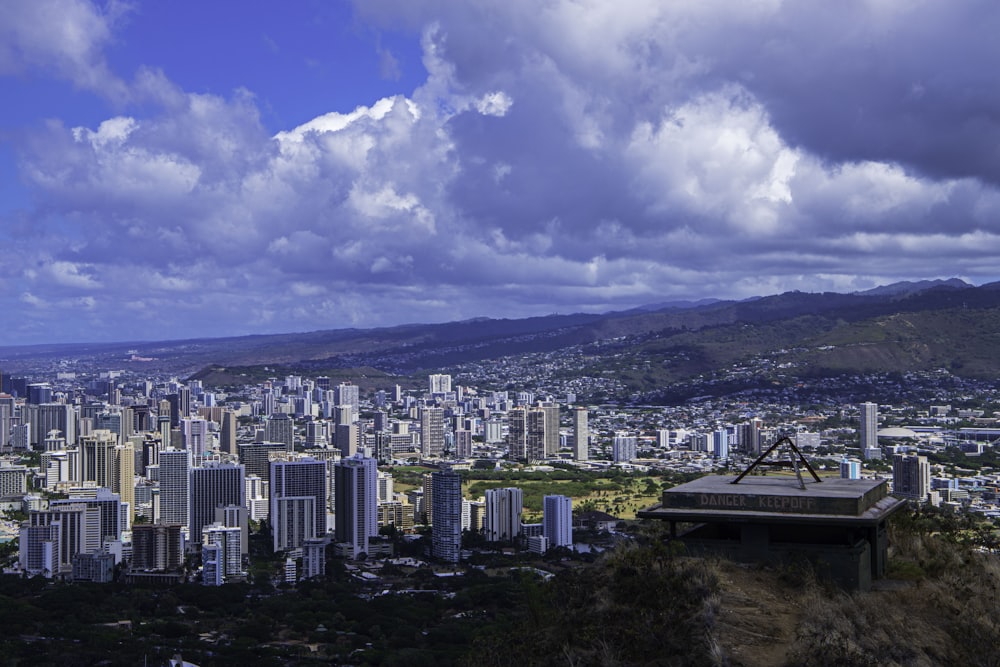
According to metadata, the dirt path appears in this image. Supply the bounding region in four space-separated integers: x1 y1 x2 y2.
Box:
712 562 803 666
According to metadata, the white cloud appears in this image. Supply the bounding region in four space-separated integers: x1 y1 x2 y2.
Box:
0 0 130 100
7 0 1000 343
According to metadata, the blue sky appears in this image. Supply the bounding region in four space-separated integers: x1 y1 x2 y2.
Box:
2 0 1000 345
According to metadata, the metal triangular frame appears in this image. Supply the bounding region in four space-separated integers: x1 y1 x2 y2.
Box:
731 435 821 486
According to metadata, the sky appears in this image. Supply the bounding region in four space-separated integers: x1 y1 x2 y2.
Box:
2 0 1000 345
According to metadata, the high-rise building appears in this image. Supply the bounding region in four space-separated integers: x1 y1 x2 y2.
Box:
377 471 394 502
840 458 862 480
214 504 249 556
23 503 101 575
738 419 762 455
334 383 360 419
305 420 328 448
484 487 522 543
0 398 13 450
51 487 123 545
265 413 294 452
245 474 269 522
860 402 880 459
454 429 473 459
237 442 287 480
526 407 548 461
893 453 930 501
131 523 184 571
507 407 527 461
336 422 359 458
201 522 243 584
573 408 589 460
543 495 573 549
219 410 237 455
431 470 462 563
188 463 245 544
158 449 191 528
613 433 638 463
420 407 445 458
80 429 117 486
270 458 327 552
712 428 729 460
302 537 328 580
333 455 378 558
508 405 557 462
182 417 210 463
541 403 560 456
429 374 452 395
34 403 76 450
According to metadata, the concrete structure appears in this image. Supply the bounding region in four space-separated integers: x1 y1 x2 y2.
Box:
420 407 445 458
485 487 522 543
572 407 589 460
270 458 327 552
202 522 243 584
264 413 294 452
188 463 245 545
840 458 862 480
334 383 360 418
131 523 184 571
431 470 462 563
893 453 930 501
429 374 452 395
158 449 190 529
543 494 573 549
237 442 286 479
639 475 906 590
860 402 881 459
334 455 378 557
612 433 637 463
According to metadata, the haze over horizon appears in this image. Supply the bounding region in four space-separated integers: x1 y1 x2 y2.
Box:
3 1 1000 345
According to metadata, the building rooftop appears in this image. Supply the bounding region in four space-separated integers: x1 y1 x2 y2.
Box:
639 474 906 525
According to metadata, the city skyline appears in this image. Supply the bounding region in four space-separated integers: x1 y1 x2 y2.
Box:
3 1 1000 345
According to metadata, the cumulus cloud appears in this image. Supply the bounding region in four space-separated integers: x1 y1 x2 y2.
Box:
4 0 1000 343
0 0 130 100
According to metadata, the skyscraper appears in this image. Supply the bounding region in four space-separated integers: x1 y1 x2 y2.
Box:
431 470 462 563
893 453 930 501
188 462 245 544
507 407 527 461
270 458 327 552
333 455 378 558
712 427 729 460
237 442 287 480
541 403 560 457
428 374 452 395
543 495 573 549
454 429 473 459
265 413 294 452
159 449 191 528
336 422 359 458
484 487 522 543
35 403 76 449
219 410 237 455
572 407 589 461
526 407 548 461
182 417 210 463
420 407 445 458
613 433 638 463
201 522 243 585
334 383 360 419
860 402 880 459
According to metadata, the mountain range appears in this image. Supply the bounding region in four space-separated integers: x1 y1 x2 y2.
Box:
4 278 1000 388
